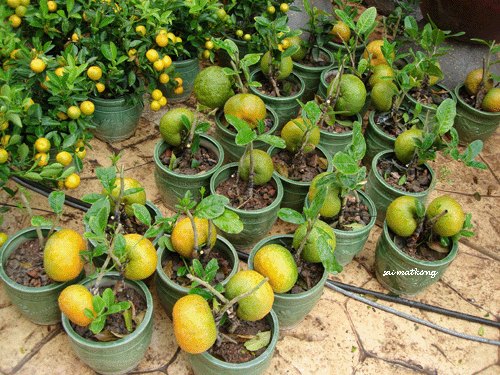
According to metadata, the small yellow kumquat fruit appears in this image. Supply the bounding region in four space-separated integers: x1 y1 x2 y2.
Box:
150 100 161 111
136 25 146 36
0 122 8 131
34 137 51 153
95 82 105 92
87 66 102 81
158 96 167 106
64 173 80 189
156 33 169 47
9 14 21 27
56 151 72 166
47 0 57 12
67 105 81 119
159 73 169 84
153 59 164 71
0 149 8 164
30 58 46 73
152 89 163 101
0 232 7 247
80 100 95 115
146 49 159 63
34 152 49 167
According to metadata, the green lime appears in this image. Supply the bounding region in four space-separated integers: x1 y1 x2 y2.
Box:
327 74 366 116
159 108 194 146
193 65 234 109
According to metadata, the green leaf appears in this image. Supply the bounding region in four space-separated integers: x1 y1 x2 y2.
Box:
277 208 305 225
309 186 327 219
235 128 256 146
31 216 52 227
93 295 106 314
213 210 243 234
48 191 65 214
415 200 426 218
123 309 133 332
132 203 151 226
204 258 219 283
225 114 250 132
113 233 127 258
435 98 456 134
257 134 286 148
192 259 204 278
195 194 229 219
244 331 271 351
102 288 115 309
317 235 343 274
89 316 105 334
356 7 377 35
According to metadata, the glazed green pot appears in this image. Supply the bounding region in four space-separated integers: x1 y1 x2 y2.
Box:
268 145 333 212
248 69 305 131
209 163 283 250
293 48 335 102
375 220 459 296
187 309 279 375
318 112 363 158
0 226 85 325
61 272 153 375
214 105 279 163
158 57 199 103
89 94 144 143
155 235 239 319
454 83 500 145
363 110 397 168
364 150 436 225
154 134 224 211
248 235 328 330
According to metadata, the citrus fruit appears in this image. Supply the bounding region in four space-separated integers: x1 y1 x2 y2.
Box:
0 149 8 164
7 0 20 8
96 82 105 92
280 3 289 12
136 25 146 36
71 33 79 42
293 220 336 263
364 39 393 66
330 21 351 43
159 107 194 146
193 66 235 109
371 81 398 112
0 122 7 131
412 62 441 87
223 93 267 129
281 118 320 154
55 67 65 77
0 232 8 247
64 173 80 189
146 49 159 63
308 172 341 218
121 233 158 280
159 73 170 84
9 14 21 27
465 68 493 96
30 58 46 73
80 100 95 116
159 96 167 106
253 244 298 293
287 35 307 61
15 5 27 16
47 0 57 12
171 217 217 258
326 74 366 116
267 5 276 14
481 87 500 113
238 149 274 185
260 51 293 80
224 270 274 321
1 135 10 147
87 66 102 81
107 177 147 217
394 127 422 164
243 33 252 42
56 151 72 166
368 64 394 87
75 148 86 159
58 284 96 327
152 89 163 101
386 196 418 237
44 229 85 282
150 100 161 111
173 85 184 95
67 105 81 119
153 59 164 71
426 196 464 237
34 152 49 167
34 137 51 153
156 33 169 47
173 294 217 354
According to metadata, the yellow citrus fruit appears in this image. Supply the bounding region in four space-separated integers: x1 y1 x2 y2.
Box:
223 93 266 129
481 87 500 113
159 73 170 84
281 118 320 154
34 137 51 153
150 100 161 111
152 89 163 101
386 196 418 237
281 39 290 49
368 64 394 87
205 40 214 50
308 172 341 218
159 107 194 146
0 122 7 131
287 35 307 62
172 294 217 354
56 151 72 166
44 229 85 282
58 284 96 327
171 217 217 258
330 21 351 43
136 25 146 36
175 37 182 44
426 196 464 237
1 135 11 147
173 85 184 95
30 58 46 73
364 39 393 67
121 233 158 280
253 244 298 293
0 149 8 164
174 77 183 86
163 55 172 69
158 29 167 35
146 49 159 63
40 76 50 90
465 68 494 96
371 81 399 112
0 232 8 247
9 14 21 27
107 177 147 217
225 270 274 321
238 149 274 185
47 0 57 12
166 32 176 43
128 49 137 60
57 111 68 120
156 33 169 47
34 152 49 167
158 96 167 106
326 74 367 116
293 220 336 263
67 105 81 119
71 33 79 41
95 82 105 93
7 0 20 8
193 65 234 109
394 127 422 164
15 5 27 17
75 139 85 149
64 173 80 189
75 148 86 159
55 67 65 77
280 2 289 12
153 59 164 71
87 66 102 81
80 100 95 115
20 0 30 5
260 51 293 80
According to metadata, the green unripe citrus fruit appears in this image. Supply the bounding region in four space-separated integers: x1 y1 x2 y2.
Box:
238 149 274 185
260 51 293 80
426 196 464 237
386 196 419 237
193 65 234 109
308 172 341 218
281 118 320 154
287 35 307 61
293 220 336 263
159 108 194 146
326 74 366 116
394 127 422 165
368 64 394 88
371 81 398 112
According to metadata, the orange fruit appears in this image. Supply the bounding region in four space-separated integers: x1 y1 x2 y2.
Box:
107 177 146 217
0 122 8 131
87 66 102 81
330 21 351 43
151 89 163 101
47 0 57 12
136 25 146 36
173 85 184 95
158 96 167 106
58 284 96 327
308 172 341 218
121 234 158 280
1 135 11 147
95 82 105 92
172 294 217 354
464 68 493 96
44 229 85 282
34 152 49 167
64 173 80 189
223 93 266 129
364 40 393 67
281 118 320 154
55 67 65 77
153 59 164 71
253 244 298 293
426 196 464 237
0 149 8 164
146 49 159 63
171 217 217 258
481 87 500 113
30 58 46 73
9 14 21 27
156 33 169 47
159 73 170 84
67 105 81 119
80 100 95 115
34 137 51 153
56 151 72 166
150 100 161 111
287 35 307 61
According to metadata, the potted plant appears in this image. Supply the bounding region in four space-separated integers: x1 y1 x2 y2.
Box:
375 194 475 296
0 188 85 325
454 39 500 144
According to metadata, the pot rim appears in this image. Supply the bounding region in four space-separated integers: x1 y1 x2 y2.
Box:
248 69 306 101
292 47 335 72
319 112 363 137
455 83 500 117
404 82 457 110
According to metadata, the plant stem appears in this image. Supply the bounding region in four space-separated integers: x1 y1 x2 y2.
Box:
230 60 246 94
185 209 200 258
295 214 320 261
20 192 45 247
186 273 229 304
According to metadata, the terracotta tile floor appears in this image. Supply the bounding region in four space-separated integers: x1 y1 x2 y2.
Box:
1 91 499 375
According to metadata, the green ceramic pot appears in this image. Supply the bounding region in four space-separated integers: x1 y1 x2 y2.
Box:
248 69 305 131
209 163 283 250
248 235 328 330
154 134 224 211
375 220 459 296
187 309 279 375
267 145 333 212
454 83 500 145
89 94 144 143
363 110 397 168
155 235 239 319
318 112 363 158
292 48 335 102
214 105 279 163
158 57 199 103
0 226 85 325
61 272 153 375
364 150 436 225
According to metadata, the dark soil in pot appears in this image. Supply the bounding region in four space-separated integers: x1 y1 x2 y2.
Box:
408 85 453 107
272 149 328 182
107 206 149 237
159 144 218 175
388 228 451 262
373 109 417 137
295 54 332 68
253 78 302 98
456 85 481 108
215 174 278 210
376 155 433 193
320 114 359 133
321 194 373 231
